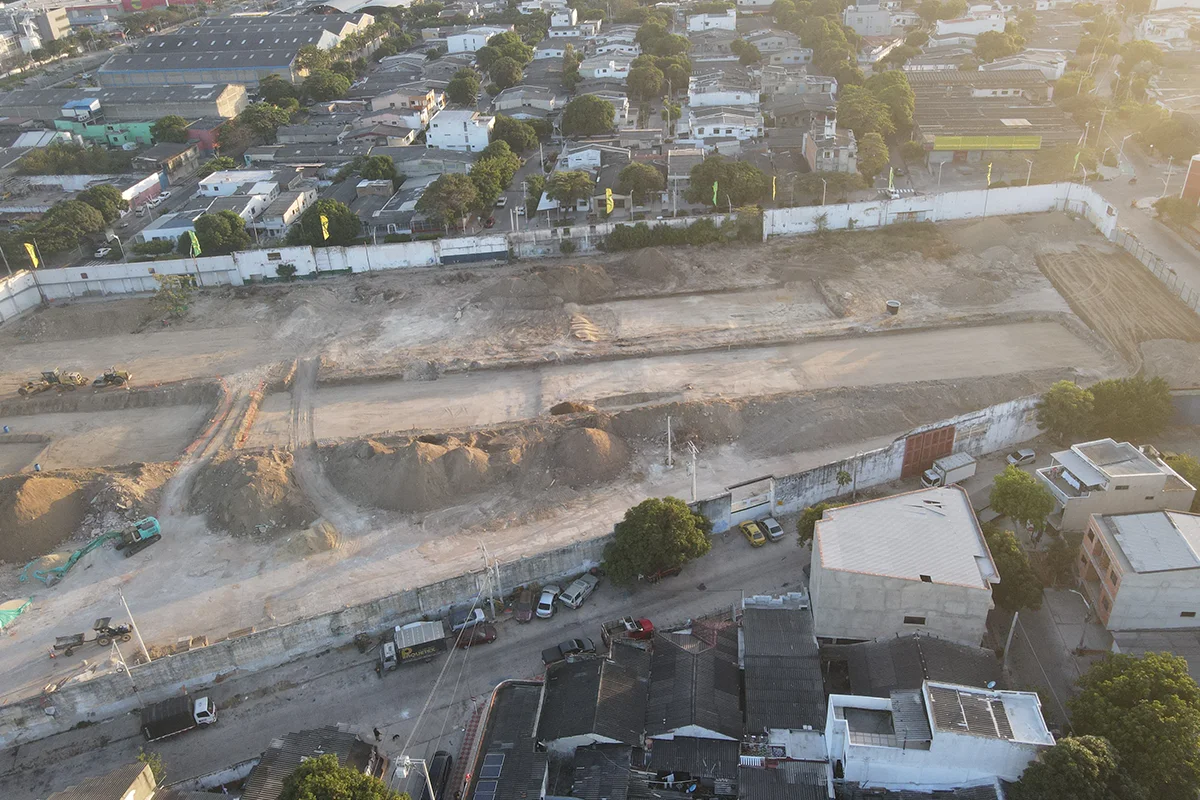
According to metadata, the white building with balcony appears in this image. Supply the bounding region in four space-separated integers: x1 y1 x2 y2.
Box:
425 109 495 152
1036 438 1196 533
842 1 893 36
687 8 737 31
825 681 1054 791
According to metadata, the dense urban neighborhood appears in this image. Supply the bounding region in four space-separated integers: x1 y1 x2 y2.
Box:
1 0 1200 797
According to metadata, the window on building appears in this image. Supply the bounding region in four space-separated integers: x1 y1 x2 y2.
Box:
903 615 926 625
80 272 88 279
1145 496 1156 500
1079 552 1087 564
1108 570 1118 584
1086 530 1095 541
1100 595 1111 611
919 574 932 583
1115 485 1129 490
1183 611 1197 618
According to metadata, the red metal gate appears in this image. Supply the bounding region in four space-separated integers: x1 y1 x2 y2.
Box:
901 425 956 479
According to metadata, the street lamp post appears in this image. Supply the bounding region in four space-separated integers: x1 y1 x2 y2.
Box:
820 178 827 206
1023 158 1033 187
1118 132 1134 166
1067 588 1093 652
937 160 945 190
397 757 438 800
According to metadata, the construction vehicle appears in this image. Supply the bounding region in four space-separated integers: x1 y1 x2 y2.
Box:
18 368 88 396
52 618 133 656
379 620 448 675
93 367 132 388
112 517 162 557
141 695 217 741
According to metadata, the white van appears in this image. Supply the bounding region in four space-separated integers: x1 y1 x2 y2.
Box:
558 574 600 609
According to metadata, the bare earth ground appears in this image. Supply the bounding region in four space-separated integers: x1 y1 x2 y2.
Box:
0 212 1188 709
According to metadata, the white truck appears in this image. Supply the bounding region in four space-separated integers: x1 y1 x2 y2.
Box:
921 452 977 488
379 620 448 674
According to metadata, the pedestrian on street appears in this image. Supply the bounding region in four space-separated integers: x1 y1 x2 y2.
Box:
374 727 382 741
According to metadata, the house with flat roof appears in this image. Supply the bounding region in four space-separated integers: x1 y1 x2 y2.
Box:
426 109 495 152
825 681 1054 791
810 486 999 645
1079 510 1200 630
1037 438 1196 532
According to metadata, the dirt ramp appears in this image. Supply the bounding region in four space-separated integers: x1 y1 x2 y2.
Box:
189 450 317 537
553 428 629 486
0 474 88 562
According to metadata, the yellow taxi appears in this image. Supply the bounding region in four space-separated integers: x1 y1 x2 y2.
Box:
739 520 767 547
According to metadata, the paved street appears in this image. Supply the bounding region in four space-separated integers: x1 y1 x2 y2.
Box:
1 530 812 799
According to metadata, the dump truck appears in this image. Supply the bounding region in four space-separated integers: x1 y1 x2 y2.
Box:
141 694 217 741
921 452 977 488
600 617 654 648
380 620 448 674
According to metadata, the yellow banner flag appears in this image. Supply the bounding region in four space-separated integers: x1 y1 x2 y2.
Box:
605 188 614 214
319 214 330 241
23 242 37 269
772 175 776 201
986 162 993 187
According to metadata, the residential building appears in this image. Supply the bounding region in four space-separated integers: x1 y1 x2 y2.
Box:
242 724 389 800
739 763 830 800
766 92 837 127
242 143 375 172
645 617 742 741
979 51 1069 80
1079 510 1200 630
741 595 826 734
891 10 924 28
50 118 153 147
745 29 803 53
858 34 904 66
825 682 1055 789
810 486 999 645
276 123 349 145
913 90 1076 163
447 24 513 52
1036 439 1196 532
534 37 582 59
594 40 641 57
426 109 495 152
536 641 651 752
343 124 417 147
381 146 476 177
346 78 443 115
761 66 835 97
764 46 814 65
47 763 157 800
689 29 739 61
687 8 738 31
132 141 201 181
688 108 764 142
738 0 777 13
549 21 602 37
493 84 565 114
936 11 1006 35
0 84 247 124
688 69 758 108
578 55 632 79
843 1 893 36
464 682 549 800
137 210 205 244
645 737 740 795
825 633 1001 698
200 170 278 197
906 68 1052 101
253 188 317 238
803 117 858 174
551 7 578 25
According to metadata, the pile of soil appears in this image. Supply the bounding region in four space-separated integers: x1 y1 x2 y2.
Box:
550 401 597 415
283 519 341 557
479 265 615 309
0 474 88 563
88 463 174 521
188 450 317 537
552 428 630 486
616 247 678 283
1140 339 1200 386
939 277 1012 306
5 298 158 343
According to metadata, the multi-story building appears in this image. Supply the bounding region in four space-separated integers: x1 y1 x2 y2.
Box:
810 486 999 645
688 108 764 142
803 117 858 174
1078 510 1200 630
688 69 758 108
687 8 737 31
842 1 892 36
425 108 494 152
446 24 512 53
1036 438 1196 532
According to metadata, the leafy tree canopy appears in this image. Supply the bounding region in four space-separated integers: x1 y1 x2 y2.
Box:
151 115 190 144
76 184 129 224
489 56 523 91
1165 454 1200 512
546 170 594 209
602 497 712 585
989 465 1055 538
194 210 251 256
684 155 769 208
1037 380 1095 442
360 154 399 183
797 501 847 547
416 173 480 230
303 69 351 101
447 68 481 105
836 84 895 139
626 63 665 100
259 73 299 105
1011 735 1145 800
617 162 665 204
280 753 404 800
562 95 616 136
983 526 1043 611
491 115 538 151
857 132 890 179
288 199 361 247
197 156 238 180
1089 376 1173 441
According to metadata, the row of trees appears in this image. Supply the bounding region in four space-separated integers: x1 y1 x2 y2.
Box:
0 184 128 265
1037 377 1174 444
18 141 130 175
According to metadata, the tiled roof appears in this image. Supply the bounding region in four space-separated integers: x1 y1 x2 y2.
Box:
571 745 632 800
738 763 827 800
242 724 381 800
646 621 741 739
742 604 825 731
537 641 651 746
645 736 739 780
47 764 151 800
837 632 1001 697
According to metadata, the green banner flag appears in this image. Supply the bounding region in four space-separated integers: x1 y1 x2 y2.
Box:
187 230 201 257
712 180 718 205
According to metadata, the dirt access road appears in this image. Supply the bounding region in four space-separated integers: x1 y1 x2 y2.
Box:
252 321 1112 443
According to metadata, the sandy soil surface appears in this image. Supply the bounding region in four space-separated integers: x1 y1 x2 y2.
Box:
0 442 46 474
253 321 1111 444
0 406 212 469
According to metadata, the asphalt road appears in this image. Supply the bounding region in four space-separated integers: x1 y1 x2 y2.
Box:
1 530 812 799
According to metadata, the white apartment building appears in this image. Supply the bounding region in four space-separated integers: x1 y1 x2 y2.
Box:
687 8 737 31
199 170 278 197
447 25 513 53
578 55 632 78
1036 438 1196 532
688 109 764 142
842 1 893 36
826 682 1055 790
810 487 998 645
425 109 495 152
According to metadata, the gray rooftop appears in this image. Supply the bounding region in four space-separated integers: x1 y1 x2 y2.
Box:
646 618 742 739
0 84 241 108
536 641 651 746
1098 511 1200 574
742 603 825 731
1075 438 1165 478
645 736 739 779
835 633 1001 698
469 682 548 800
47 764 150 800
738 762 828 800
1113 629 1200 685
814 487 998 589
571 745 632 800
102 50 303 71
242 724 380 800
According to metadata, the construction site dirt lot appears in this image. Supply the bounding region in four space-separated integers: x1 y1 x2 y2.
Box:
0 211 1191 714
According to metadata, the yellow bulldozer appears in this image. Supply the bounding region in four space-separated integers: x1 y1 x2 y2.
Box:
18 368 89 396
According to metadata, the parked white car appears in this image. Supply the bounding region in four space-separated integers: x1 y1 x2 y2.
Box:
1006 448 1037 466
536 584 560 618
558 574 600 609
94 246 112 259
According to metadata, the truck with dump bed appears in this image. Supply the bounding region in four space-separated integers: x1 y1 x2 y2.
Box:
921 452 977 489
600 617 654 648
141 695 217 741
380 620 448 674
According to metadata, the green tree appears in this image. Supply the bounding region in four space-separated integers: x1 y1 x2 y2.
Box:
279 753 403 800
1165 454 1200 512
866 70 915 132
975 30 1025 62
1056 70 1095 98
797 501 847 547
562 95 616 136
1154 196 1200 230
303 69 351 101
76 185 129 223
416 173 480 229
289 199 361 246
857 132 890 179
626 63 664 100
469 160 506 209
259 73 299 105
1120 39 1163 73
196 155 237 179
1070 652 1200 798
491 115 538 152
1089 376 1173 441
360 154 398 183
446 68 480 105
563 44 582 90
151 115 190 143
684 155 769 208
1037 380 1096 442
153 274 194 318
989 465 1055 540
525 173 545 216
983 526 1043 611
730 38 762 65
546 170 594 211
240 103 292 142
486 31 534 65
835 469 852 495
836 85 895 139
489 56 523 90
905 30 929 47
137 749 165 785
1011 735 1144 800
617 162 665 205
602 497 712 585
36 199 106 253
295 44 331 72
194 210 252 256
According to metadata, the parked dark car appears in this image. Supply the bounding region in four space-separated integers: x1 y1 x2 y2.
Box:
457 623 498 649
643 565 683 583
541 637 596 666
514 588 534 623
421 751 453 800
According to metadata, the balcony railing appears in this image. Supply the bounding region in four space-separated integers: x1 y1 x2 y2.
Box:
1037 466 1089 502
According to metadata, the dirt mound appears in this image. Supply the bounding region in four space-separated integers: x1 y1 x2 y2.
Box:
282 520 341 557
1141 339 1200 386
4 298 158 343
188 450 317 537
88 463 174 520
617 247 677 282
479 265 615 308
0 474 88 563
327 438 497 512
552 428 630 486
550 401 597 415
939 277 1011 306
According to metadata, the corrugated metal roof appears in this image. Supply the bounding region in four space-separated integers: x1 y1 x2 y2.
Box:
927 686 1012 740
537 642 650 746
571 744 632 800
741 605 825 731
47 763 153 800
1104 511 1200 573
646 622 742 739
469 682 548 800
738 762 827 800
647 737 739 780
837 633 1001 698
242 724 380 800
814 487 996 588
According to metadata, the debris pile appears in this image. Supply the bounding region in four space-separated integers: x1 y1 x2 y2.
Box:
188 450 317 537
